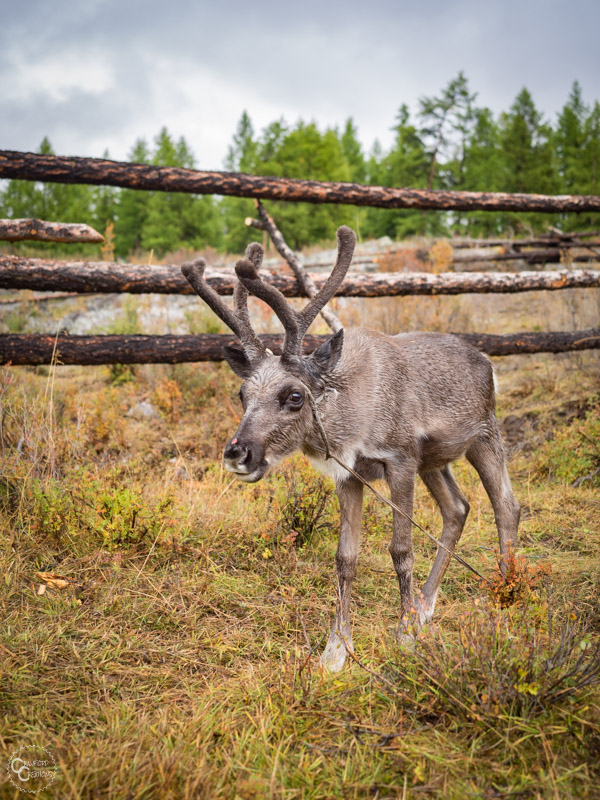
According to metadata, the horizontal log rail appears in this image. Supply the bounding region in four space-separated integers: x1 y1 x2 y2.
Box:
2 150 600 213
449 231 600 248
0 218 103 243
450 248 596 265
0 255 598 297
1 329 598 366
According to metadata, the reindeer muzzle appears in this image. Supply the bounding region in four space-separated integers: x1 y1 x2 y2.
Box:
223 438 268 482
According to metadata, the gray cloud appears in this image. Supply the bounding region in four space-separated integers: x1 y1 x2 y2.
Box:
1 0 598 168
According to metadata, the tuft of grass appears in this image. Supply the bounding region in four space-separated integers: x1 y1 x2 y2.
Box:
277 458 335 549
396 595 600 726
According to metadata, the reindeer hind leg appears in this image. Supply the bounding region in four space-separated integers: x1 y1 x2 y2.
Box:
466 421 520 572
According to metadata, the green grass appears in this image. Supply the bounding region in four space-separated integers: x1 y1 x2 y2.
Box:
0 353 599 799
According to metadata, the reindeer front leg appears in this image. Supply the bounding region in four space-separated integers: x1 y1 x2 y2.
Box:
385 459 418 642
320 476 364 672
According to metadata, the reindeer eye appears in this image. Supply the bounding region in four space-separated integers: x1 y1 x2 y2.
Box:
288 391 304 406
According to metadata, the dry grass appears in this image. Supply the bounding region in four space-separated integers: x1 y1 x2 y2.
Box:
0 303 599 798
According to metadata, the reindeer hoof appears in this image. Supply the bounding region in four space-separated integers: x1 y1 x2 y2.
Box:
320 624 352 672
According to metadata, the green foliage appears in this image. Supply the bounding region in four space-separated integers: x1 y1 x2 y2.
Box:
366 104 430 239
535 399 600 485
277 459 335 548
24 473 176 551
95 487 174 549
419 71 477 191
498 88 559 232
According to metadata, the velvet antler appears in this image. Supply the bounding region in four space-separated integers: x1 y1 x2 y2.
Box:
181 256 266 363
235 226 356 360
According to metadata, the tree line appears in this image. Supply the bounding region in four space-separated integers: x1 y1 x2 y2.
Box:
1 74 599 257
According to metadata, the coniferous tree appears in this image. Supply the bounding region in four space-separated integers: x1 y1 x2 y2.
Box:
93 150 118 239
1 137 95 255
221 112 261 253
578 100 600 229
141 129 221 255
255 121 352 248
364 105 429 239
340 118 367 238
554 82 590 230
555 82 588 193
115 138 151 256
498 88 558 231
461 108 505 235
341 118 366 183
419 72 477 191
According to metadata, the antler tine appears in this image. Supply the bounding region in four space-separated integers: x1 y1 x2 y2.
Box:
234 241 265 322
182 257 266 362
232 243 267 359
235 258 301 354
295 226 356 347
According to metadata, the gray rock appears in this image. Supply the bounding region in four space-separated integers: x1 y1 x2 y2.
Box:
126 400 159 420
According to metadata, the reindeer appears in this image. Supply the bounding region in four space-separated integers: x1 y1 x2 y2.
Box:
181 226 520 672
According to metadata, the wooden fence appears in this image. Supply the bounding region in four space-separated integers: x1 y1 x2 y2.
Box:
0 150 599 366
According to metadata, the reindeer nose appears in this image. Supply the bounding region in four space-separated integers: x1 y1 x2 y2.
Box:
224 438 251 467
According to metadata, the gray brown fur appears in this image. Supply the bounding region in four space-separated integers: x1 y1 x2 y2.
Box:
182 228 520 672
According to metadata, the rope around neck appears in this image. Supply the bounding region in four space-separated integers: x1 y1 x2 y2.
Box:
304 384 490 585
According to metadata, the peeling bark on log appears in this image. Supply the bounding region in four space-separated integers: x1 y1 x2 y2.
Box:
0 218 104 243
0 329 598 366
0 255 598 297
2 150 600 213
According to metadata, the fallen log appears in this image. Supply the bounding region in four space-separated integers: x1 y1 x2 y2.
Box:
0 329 598 365
0 255 598 297
0 218 104 243
2 150 600 213
452 248 597 265
449 232 600 248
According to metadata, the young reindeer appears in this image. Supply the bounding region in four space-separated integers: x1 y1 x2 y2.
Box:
181 226 520 672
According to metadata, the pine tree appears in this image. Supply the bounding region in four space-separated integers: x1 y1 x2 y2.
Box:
341 118 366 183
418 72 477 191
578 100 600 229
115 138 151 256
93 150 118 238
555 82 588 192
364 105 430 239
461 108 505 235
225 111 258 172
499 88 558 232
254 121 352 248
221 112 261 253
140 129 222 255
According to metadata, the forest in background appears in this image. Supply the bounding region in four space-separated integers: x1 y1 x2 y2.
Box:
1 74 599 258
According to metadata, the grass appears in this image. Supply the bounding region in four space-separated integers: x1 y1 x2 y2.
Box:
0 347 599 799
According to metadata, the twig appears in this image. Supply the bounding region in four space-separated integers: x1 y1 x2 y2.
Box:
571 466 600 487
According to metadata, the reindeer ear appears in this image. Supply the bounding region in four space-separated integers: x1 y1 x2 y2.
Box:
223 344 253 378
309 329 344 374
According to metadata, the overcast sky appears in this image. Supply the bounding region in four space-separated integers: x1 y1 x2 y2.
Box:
1 0 598 170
